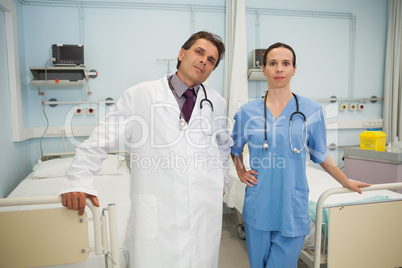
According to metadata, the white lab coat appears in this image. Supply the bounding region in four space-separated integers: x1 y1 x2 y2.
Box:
62 75 233 268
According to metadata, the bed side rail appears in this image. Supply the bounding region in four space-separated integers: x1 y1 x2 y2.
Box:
313 182 402 268
0 195 120 268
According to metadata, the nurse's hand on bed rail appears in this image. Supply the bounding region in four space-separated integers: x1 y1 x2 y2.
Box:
342 180 371 194
319 155 371 194
61 192 100 216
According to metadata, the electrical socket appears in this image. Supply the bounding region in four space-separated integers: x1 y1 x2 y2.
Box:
362 118 383 128
60 126 73 136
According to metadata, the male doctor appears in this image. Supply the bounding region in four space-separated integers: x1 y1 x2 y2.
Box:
61 31 233 268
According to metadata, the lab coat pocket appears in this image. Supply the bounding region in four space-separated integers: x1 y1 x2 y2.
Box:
132 194 157 240
292 188 309 229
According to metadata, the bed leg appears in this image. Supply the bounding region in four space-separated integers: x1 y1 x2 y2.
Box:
235 209 246 240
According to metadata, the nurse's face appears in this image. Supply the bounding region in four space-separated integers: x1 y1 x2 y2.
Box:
177 38 219 87
262 47 296 90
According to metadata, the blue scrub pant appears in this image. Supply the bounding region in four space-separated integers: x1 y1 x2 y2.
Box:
244 222 305 268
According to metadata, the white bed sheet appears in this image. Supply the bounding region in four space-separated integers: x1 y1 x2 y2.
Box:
223 159 246 213
5 173 131 268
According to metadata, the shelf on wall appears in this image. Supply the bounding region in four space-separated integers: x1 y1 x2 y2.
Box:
247 68 266 80
30 67 88 87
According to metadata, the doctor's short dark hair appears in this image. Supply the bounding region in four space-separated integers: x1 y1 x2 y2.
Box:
176 31 225 70
263 42 296 67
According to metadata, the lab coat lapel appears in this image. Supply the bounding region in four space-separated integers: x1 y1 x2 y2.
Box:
155 76 181 122
190 86 202 124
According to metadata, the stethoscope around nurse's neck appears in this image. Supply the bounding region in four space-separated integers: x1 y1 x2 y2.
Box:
263 91 307 153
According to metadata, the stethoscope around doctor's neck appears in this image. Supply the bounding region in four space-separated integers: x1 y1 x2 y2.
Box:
168 78 214 133
263 91 307 153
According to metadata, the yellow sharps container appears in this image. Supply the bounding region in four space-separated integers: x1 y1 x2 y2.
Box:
359 130 386 151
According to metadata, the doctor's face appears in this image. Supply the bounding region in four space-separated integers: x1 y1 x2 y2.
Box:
262 47 296 90
177 38 219 87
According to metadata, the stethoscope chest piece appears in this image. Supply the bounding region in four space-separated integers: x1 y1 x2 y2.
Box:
177 118 188 131
263 140 269 150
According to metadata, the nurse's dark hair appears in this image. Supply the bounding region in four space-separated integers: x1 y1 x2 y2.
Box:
176 31 225 70
263 42 296 67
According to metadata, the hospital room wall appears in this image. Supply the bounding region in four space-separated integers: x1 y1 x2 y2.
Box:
0 7 32 198
1 0 389 196
19 0 387 147
17 0 226 158
245 0 388 166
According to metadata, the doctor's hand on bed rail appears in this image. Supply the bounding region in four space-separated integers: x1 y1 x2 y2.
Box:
231 154 258 187
61 192 100 216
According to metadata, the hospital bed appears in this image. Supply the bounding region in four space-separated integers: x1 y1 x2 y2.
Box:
0 152 131 268
223 155 402 268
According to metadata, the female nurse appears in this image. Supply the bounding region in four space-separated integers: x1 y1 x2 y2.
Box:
230 42 370 268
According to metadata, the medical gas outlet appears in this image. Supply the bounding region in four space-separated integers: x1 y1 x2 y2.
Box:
75 107 83 115
87 107 96 115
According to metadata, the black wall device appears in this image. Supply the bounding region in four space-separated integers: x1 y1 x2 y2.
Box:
52 44 85 67
252 49 266 68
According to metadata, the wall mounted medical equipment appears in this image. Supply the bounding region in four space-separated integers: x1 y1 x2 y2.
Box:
30 67 98 87
263 92 307 153
251 49 266 68
30 67 87 87
52 44 85 67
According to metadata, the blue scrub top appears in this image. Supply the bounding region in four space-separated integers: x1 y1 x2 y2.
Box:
231 94 328 237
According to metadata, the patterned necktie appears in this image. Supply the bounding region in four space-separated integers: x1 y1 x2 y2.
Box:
182 88 195 123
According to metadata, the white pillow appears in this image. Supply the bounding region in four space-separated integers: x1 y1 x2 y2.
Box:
32 154 127 179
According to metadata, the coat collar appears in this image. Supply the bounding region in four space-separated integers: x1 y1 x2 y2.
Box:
155 75 176 104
